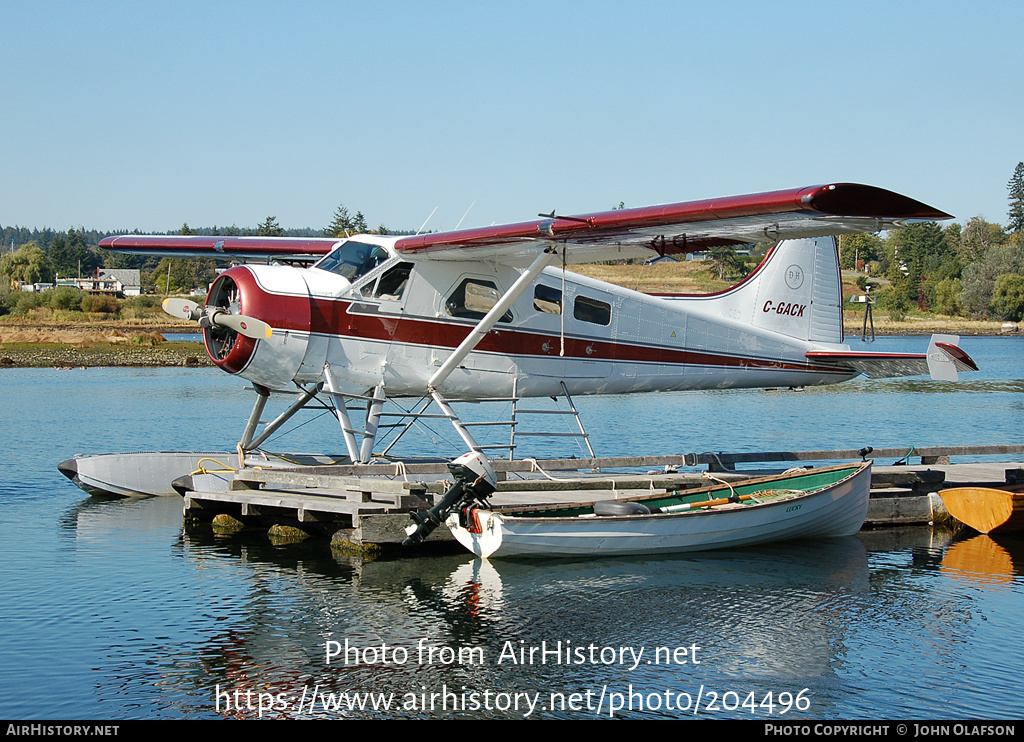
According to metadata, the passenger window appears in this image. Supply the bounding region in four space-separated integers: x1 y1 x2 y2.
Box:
374 263 412 300
533 284 562 314
573 295 611 325
445 278 513 322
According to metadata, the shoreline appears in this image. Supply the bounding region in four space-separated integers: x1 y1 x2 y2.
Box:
0 341 213 368
0 324 211 368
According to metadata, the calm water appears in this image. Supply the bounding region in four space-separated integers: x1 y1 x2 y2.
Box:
2 336 1023 719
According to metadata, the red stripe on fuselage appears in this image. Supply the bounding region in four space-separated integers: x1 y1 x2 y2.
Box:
240 280 845 376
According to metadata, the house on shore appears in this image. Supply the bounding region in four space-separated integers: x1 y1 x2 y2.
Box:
51 269 142 297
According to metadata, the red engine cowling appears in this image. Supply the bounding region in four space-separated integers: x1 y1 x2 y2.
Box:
203 265 325 389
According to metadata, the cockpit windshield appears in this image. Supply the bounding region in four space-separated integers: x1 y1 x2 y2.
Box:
314 241 390 282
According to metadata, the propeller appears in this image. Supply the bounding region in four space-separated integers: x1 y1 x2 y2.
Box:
162 298 272 340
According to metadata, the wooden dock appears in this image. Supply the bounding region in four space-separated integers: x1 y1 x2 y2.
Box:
177 444 1024 554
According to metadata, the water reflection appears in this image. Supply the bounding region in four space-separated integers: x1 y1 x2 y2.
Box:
9 485 1024 718
941 534 1024 586
58 492 183 538
872 379 1024 395
170 524 873 718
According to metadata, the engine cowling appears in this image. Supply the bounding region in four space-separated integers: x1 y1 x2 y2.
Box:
203 265 327 389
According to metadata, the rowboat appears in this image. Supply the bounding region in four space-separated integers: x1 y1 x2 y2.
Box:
446 462 872 559
940 482 1024 535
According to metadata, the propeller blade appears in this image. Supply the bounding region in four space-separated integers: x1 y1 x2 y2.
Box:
163 298 271 339
162 297 203 321
211 311 273 340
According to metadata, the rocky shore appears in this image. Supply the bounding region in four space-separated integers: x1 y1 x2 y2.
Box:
0 344 212 368
0 327 212 368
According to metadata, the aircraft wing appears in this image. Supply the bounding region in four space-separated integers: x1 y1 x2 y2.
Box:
98 234 341 261
806 337 979 381
97 183 950 266
393 183 952 266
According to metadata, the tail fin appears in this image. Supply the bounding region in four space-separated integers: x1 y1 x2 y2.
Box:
697 236 843 343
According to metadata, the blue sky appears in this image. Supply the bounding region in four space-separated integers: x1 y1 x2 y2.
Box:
2 1 1021 234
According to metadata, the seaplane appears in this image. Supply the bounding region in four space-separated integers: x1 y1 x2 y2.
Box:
61 183 976 544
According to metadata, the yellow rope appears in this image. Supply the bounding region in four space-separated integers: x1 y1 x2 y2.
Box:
191 458 237 475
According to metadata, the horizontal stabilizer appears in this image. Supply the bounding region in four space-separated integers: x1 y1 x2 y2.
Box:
806 334 978 380
927 335 978 381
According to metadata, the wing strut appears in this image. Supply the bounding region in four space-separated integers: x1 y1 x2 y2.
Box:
400 247 561 545
427 248 559 391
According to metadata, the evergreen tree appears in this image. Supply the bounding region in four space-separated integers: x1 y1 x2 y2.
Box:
256 216 285 237
49 228 99 278
884 222 947 309
1008 162 1024 233
325 204 361 237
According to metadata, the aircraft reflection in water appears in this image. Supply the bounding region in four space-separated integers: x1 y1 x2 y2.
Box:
173 523 870 719
61 490 1024 719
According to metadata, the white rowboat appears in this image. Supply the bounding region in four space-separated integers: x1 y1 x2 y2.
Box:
447 462 871 559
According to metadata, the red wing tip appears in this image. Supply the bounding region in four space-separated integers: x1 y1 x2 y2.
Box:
807 183 953 221
935 342 979 371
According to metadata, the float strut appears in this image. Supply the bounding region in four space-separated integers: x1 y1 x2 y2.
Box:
246 382 324 451
239 384 271 450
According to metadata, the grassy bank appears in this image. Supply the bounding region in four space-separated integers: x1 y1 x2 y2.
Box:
0 295 205 367
0 309 194 335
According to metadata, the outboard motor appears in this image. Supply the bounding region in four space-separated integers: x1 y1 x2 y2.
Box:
403 452 498 547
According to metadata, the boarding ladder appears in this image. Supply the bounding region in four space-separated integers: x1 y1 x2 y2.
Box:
373 379 596 461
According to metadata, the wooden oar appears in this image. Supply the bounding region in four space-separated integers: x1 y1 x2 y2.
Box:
661 488 802 513
661 493 758 512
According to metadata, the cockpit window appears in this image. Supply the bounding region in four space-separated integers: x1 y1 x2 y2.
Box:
315 241 390 281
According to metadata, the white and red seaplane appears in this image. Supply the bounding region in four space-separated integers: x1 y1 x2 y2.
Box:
60 183 975 540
